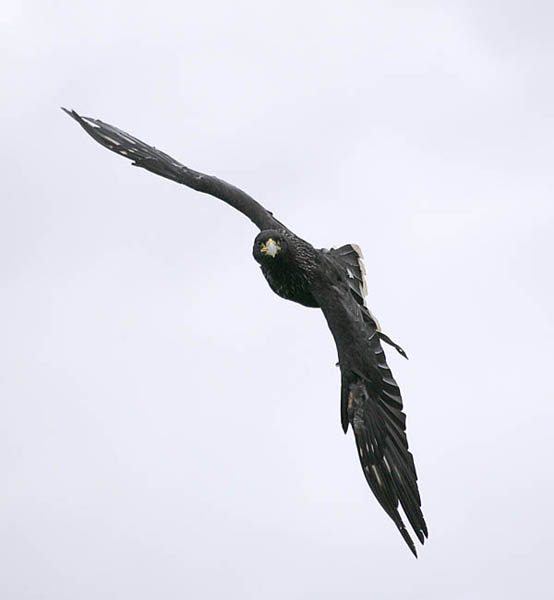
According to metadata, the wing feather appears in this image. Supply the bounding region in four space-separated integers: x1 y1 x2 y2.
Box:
62 108 285 232
312 271 427 556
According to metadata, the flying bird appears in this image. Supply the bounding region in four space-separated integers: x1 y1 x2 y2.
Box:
63 108 428 556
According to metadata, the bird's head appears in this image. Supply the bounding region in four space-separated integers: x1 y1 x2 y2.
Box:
253 230 287 264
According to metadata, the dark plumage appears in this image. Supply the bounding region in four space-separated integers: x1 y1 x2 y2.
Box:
63 108 428 556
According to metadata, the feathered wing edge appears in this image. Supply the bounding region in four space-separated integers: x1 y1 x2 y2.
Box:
342 331 428 557
313 266 427 557
328 244 408 359
61 108 284 232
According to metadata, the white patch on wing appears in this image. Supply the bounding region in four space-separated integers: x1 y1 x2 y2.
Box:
352 244 368 298
351 243 364 259
352 244 382 331
101 135 121 146
372 465 382 487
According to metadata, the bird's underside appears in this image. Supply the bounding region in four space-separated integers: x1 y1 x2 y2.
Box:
63 108 428 556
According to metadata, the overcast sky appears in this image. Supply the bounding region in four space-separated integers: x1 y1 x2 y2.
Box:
2 1 554 598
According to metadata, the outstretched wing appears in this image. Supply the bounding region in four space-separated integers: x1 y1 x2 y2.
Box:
62 108 285 232
312 260 427 556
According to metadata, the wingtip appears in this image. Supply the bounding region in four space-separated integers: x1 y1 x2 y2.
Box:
402 521 428 556
61 107 79 121
400 527 419 558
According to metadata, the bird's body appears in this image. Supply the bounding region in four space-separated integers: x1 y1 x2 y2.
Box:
254 230 320 308
63 108 428 556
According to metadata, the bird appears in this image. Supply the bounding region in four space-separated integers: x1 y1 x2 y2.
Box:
62 108 428 556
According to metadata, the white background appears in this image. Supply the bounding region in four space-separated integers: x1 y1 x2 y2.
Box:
2 1 553 598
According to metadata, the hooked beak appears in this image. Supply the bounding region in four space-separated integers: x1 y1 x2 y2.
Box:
260 238 280 258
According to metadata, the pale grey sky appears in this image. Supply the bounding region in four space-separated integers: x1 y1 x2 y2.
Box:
2 1 554 598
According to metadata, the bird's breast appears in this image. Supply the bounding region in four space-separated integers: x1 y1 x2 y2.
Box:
261 263 319 308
